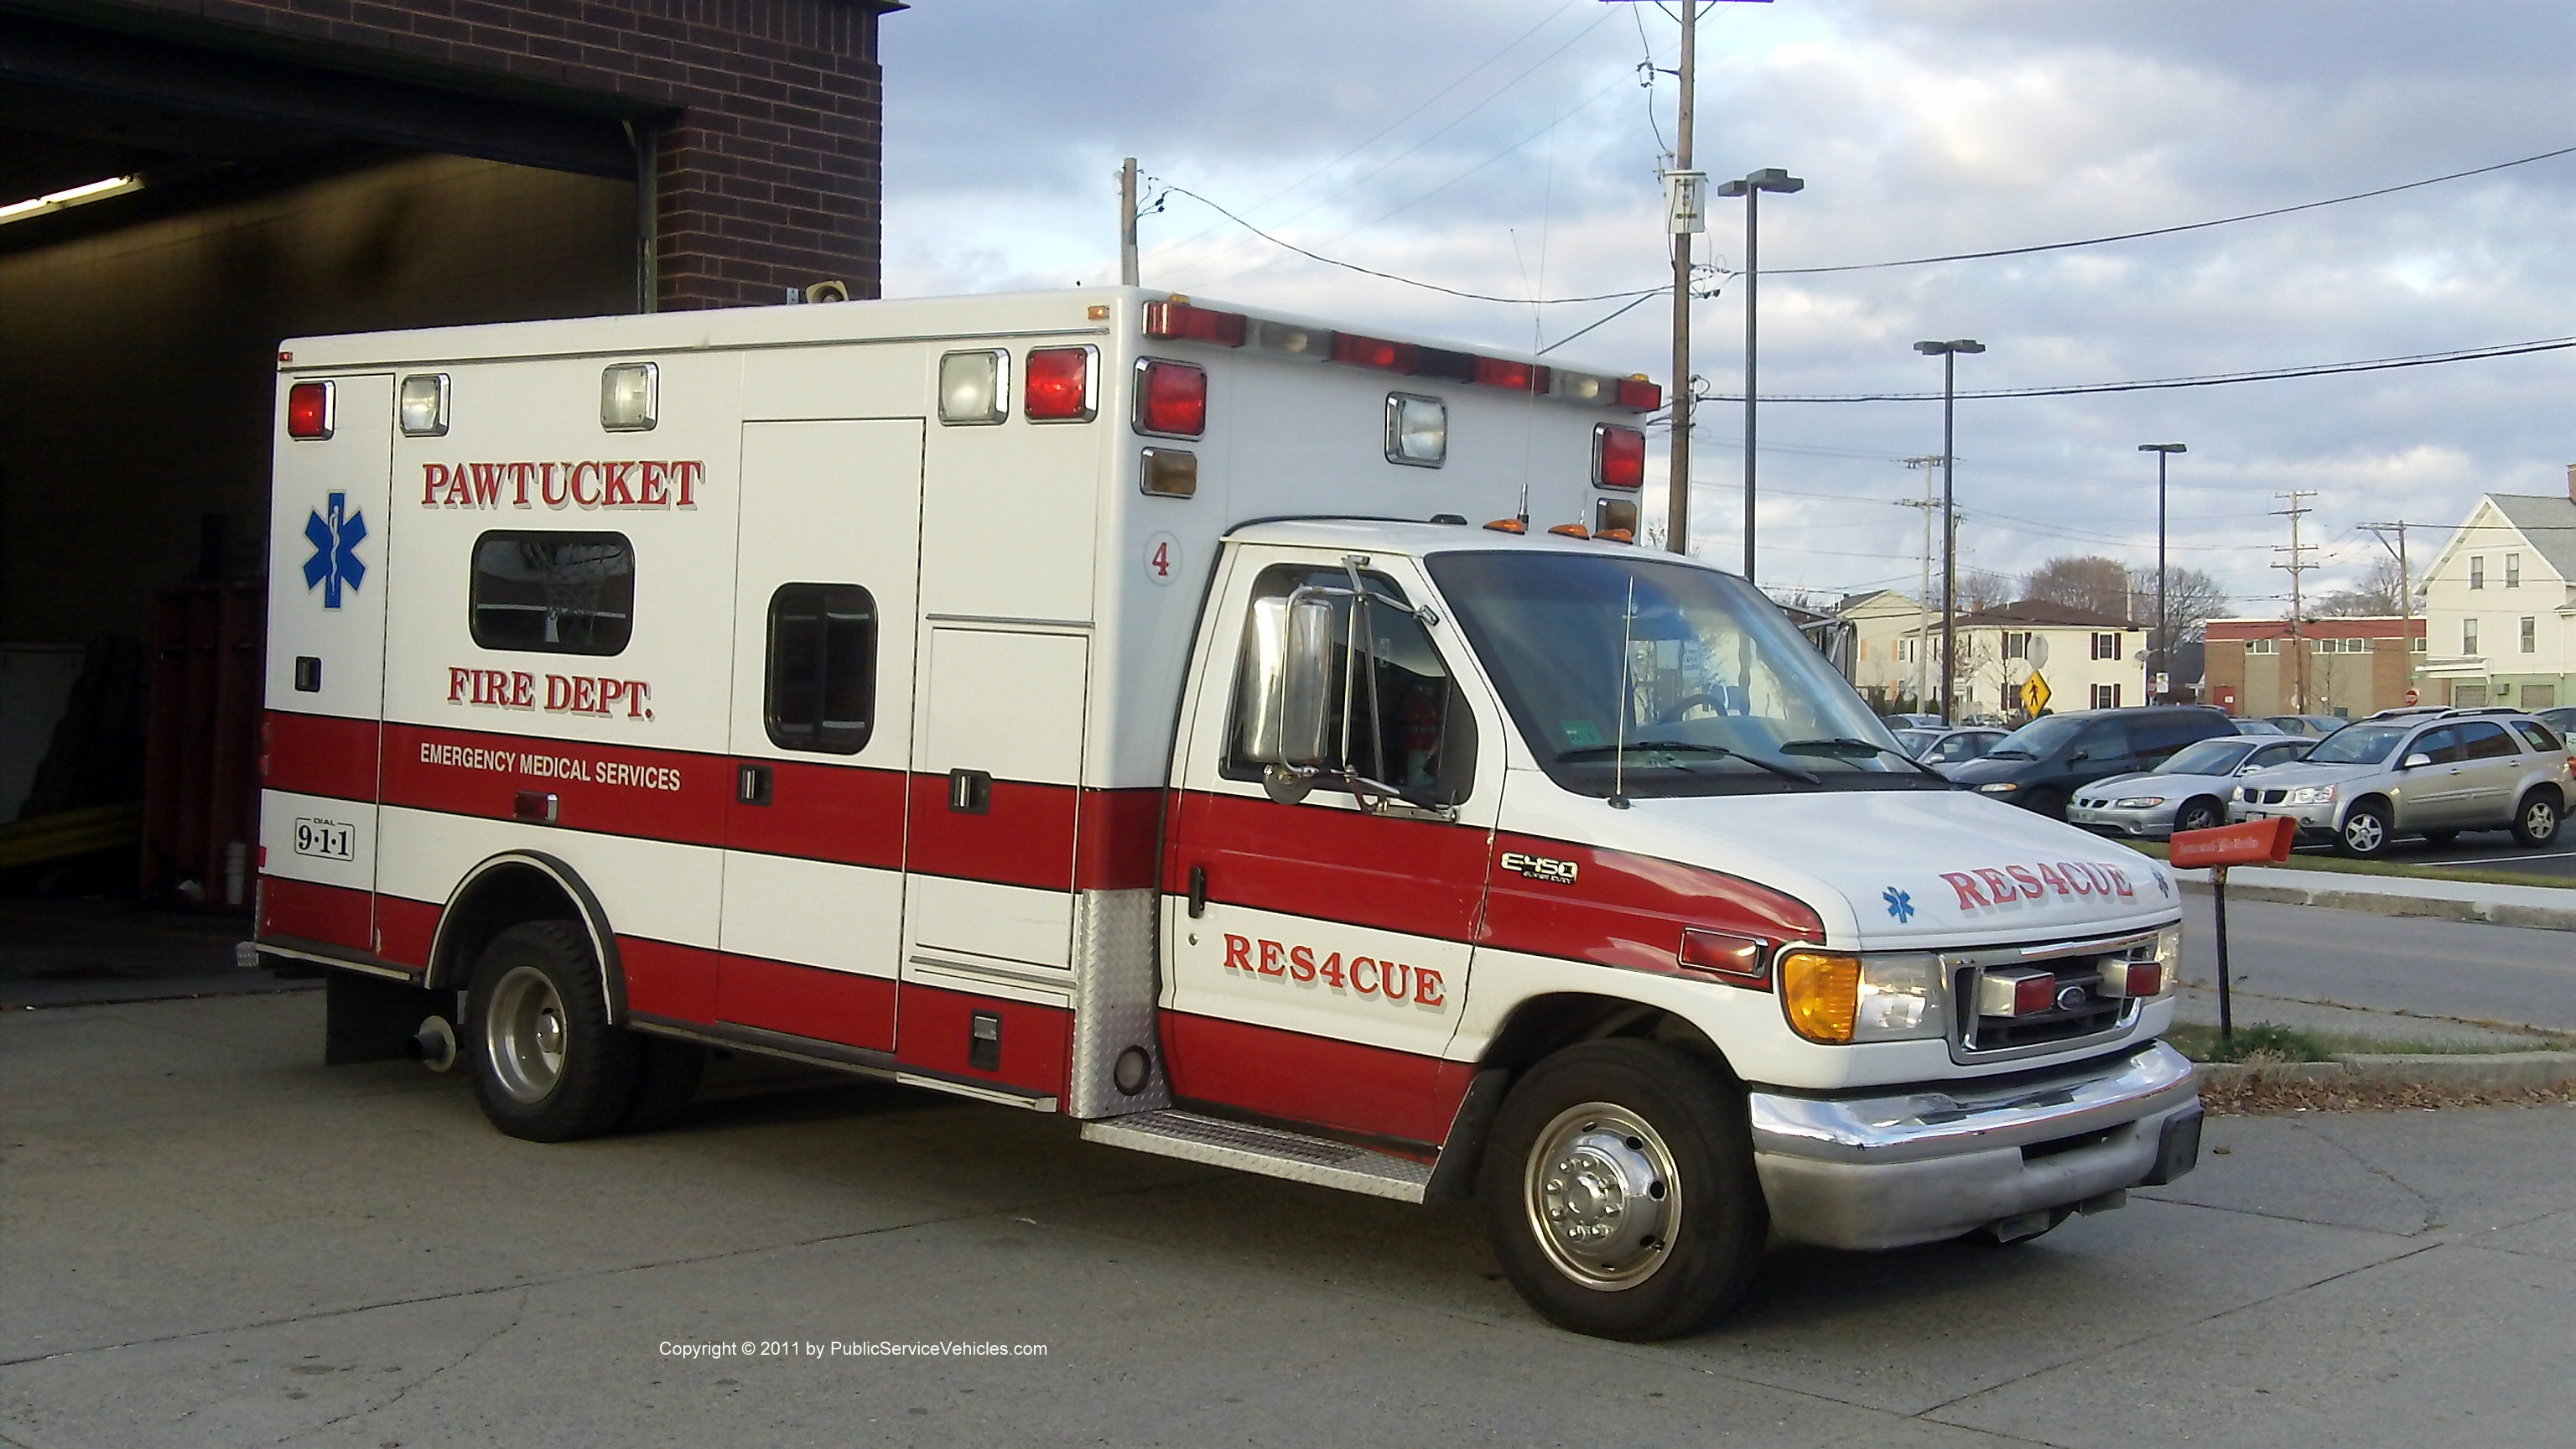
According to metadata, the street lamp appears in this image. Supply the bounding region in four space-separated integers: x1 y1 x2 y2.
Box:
1914 338 1984 724
1714 166 1803 584
2138 443 2187 703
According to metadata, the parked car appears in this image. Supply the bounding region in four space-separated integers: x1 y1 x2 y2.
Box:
2069 735 2315 839
1882 712 1946 731
2228 707 2573 857
2263 714 2350 738
1894 725 2009 768
1945 705 2242 820
2231 719 2290 735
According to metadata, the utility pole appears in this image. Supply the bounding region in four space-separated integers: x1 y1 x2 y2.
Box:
2358 519 2417 701
1665 0 1698 559
2272 491 2317 711
1901 456 1941 710
1119 158 1140 287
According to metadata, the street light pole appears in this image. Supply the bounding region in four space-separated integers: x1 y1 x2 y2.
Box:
1915 339 1984 724
1714 166 1803 583
2139 443 2186 703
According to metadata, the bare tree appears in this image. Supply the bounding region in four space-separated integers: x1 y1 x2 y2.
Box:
1955 568 2015 613
2314 554 2412 616
2126 564 2232 642
2024 555 2133 617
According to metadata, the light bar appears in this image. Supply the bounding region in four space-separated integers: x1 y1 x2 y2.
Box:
1135 299 1657 411
0 174 140 226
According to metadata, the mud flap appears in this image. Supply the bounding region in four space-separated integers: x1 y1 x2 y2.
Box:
325 969 451 1066
2137 1102 2204 1187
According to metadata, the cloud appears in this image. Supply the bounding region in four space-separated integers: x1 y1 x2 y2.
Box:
879 0 2576 608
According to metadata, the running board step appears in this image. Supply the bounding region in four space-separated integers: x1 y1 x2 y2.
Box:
1082 1110 1434 1203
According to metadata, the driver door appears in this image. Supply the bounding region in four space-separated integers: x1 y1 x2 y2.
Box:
1159 549 1499 1151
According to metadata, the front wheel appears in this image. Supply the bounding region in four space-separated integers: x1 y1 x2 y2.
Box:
2513 791 2562 848
468 921 639 1141
2336 802 2393 859
1478 1041 1767 1342
2173 797 2224 835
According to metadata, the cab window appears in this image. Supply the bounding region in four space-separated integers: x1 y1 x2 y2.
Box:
1224 563 1476 807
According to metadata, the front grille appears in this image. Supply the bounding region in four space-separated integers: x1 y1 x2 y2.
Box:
2256 787 2288 804
1952 936 2155 1060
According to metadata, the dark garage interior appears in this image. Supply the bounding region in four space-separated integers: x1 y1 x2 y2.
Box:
0 0 892 903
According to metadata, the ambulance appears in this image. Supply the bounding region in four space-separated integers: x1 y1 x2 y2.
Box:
255 288 2201 1341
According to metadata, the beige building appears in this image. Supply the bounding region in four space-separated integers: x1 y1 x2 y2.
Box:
1883 601 2148 722
1838 589 1939 713
2418 474 2576 713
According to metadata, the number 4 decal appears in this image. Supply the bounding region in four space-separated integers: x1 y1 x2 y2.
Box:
1143 531 1181 587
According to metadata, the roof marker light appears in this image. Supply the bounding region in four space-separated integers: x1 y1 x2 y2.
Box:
1026 346 1098 422
1617 376 1664 410
1135 358 1208 437
1594 424 1646 490
1548 523 1590 539
286 381 335 440
1334 332 1416 373
1250 318 1335 360
1483 517 1526 534
1143 300 1246 346
1474 357 1549 394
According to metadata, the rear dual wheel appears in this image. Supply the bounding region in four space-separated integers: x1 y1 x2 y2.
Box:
1479 1041 1767 1342
467 922 702 1140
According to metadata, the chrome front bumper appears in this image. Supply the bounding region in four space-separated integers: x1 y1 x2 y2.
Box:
2066 802 2171 838
2229 801 2338 834
1748 1041 2202 1251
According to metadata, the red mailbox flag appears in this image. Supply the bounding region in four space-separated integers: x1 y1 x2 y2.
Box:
2168 815 2297 869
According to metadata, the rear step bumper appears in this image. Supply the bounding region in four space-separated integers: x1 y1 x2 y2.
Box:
1083 1110 1434 1202
1748 1041 2202 1251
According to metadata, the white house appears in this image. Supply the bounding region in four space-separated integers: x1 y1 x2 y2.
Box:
1891 600 2147 722
2418 467 2576 713
1837 589 1936 712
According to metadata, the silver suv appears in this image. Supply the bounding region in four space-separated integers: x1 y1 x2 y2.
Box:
2227 707 2571 857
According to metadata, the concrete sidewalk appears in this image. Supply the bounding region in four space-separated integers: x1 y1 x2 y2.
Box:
2174 862 2576 931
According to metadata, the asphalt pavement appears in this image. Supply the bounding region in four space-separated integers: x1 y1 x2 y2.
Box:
2282 829 2576 880
2175 896 2576 1036
7 989 2576 1448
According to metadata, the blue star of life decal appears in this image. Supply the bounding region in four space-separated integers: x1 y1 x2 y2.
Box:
303 492 368 609
1882 886 1915 923
2152 868 2172 899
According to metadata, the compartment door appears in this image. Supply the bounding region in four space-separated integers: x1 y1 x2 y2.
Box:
714 419 924 1053
258 373 395 960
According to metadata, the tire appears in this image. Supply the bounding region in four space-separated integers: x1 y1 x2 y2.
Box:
2173 797 2223 835
2336 802 2393 859
2512 790 2563 848
467 921 639 1142
1478 1040 1767 1342
2023 787 2069 820
621 1036 709 1133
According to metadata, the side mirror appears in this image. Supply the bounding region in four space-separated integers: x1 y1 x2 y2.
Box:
1279 595 1342 768
2067 749 2090 763
2401 752 2434 770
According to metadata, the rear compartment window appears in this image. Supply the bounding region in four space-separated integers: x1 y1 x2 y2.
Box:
766 583 877 754
470 532 635 655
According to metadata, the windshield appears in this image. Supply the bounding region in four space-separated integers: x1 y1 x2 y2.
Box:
2162 739 2253 776
1427 551 1923 796
2306 722 2407 766
1983 713 2094 760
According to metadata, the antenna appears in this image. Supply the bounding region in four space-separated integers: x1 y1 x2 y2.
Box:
1610 574 1638 808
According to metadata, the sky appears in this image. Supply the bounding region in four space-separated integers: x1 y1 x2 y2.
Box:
878 0 2575 618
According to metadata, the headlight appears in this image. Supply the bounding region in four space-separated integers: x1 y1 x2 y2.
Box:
1976 782 2018 794
2231 786 2248 801
2113 796 2166 808
2154 924 2182 989
1779 950 1946 1045
2286 785 2338 805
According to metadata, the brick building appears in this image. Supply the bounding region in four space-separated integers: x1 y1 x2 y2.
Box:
2203 616 2426 719
3 0 899 647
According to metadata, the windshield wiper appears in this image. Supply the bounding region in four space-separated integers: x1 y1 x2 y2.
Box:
1779 737 1953 782
1557 740 1821 785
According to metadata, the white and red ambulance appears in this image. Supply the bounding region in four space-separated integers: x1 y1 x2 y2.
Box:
256 288 2200 1340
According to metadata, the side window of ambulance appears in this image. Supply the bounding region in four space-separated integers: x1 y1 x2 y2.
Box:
765 584 877 754
1223 564 1478 807
470 532 634 655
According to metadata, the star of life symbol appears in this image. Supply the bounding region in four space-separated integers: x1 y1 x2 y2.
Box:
1882 886 1915 923
303 492 368 609
2152 869 2172 899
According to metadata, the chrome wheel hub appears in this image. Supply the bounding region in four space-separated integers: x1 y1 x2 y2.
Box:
486 964 569 1104
1525 1103 1679 1291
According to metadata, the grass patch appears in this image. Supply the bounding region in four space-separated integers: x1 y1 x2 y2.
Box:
2166 1021 2565 1063
2120 839 2571 892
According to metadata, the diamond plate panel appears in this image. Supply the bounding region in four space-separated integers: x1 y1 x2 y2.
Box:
1067 886 1172 1117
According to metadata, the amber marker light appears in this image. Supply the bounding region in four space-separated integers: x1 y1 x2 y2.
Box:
1779 950 1862 1043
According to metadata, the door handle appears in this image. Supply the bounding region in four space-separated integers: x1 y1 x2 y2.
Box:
1188 865 1208 919
739 763 773 806
948 769 992 814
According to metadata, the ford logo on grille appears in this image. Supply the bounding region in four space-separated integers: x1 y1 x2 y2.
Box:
2055 984 2090 1013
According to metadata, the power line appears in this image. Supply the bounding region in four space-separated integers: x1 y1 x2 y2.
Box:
1765 141 2576 276
1706 336 2576 402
